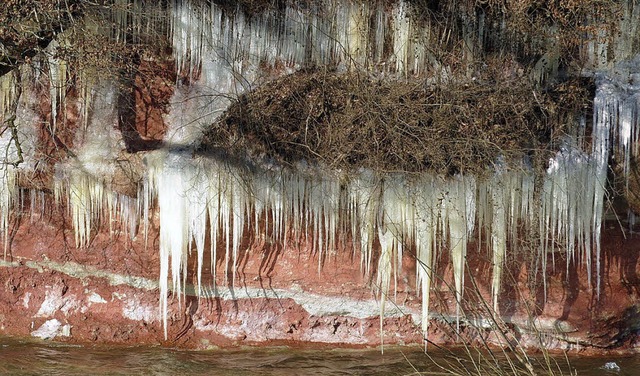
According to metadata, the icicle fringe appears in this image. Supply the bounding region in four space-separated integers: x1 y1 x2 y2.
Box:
0 0 638 347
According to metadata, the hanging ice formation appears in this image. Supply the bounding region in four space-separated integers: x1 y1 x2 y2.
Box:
0 0 639 344
0 65 40 255
0 73 19 255
137 0 640 340
477 167 534 312
54 81 140 248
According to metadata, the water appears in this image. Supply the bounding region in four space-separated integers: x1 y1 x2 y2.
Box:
0 340 423 375
1 337 639 375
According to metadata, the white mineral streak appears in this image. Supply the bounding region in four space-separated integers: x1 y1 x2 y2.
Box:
31 319 71 340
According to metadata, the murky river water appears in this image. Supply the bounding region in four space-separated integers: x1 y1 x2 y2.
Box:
0 337 637 375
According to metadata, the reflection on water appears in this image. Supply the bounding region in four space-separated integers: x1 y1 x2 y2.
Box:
0 337 638 375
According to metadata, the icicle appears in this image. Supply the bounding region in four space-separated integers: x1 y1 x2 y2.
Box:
230 175 246 288
489 175 507 313
186 161 208 296
443 176 475 330
151 151 191 338
392 1 410 75
0 166 16 257
377 225 394 350
170 0 432 79
54 81 125 248
68 171 94 248
351 171 380 276
144 0 640 340
539 128 609 297
380 176 412 302
46 40 67 135
591 72 624 296
0 72 17 117
413 175 438 336
207 165 221 284
596 60 640 185
584 0 640 70
220 170 232 282
0 67 39 255
0 72 18 255
302 174 341 272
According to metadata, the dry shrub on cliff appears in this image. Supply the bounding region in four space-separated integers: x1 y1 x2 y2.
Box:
201 69 592 177
409 0 622 59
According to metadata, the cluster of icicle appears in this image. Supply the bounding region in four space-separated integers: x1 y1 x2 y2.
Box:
0 4 164 252
584 1 640 70
0 68 33 255
142 81 629 340
45 8 152 248
170 0 442 80
141 131 609 340
52 80 141 248
145 0 640 340
0 0 638 344
0 60 141 250
143 150 485 338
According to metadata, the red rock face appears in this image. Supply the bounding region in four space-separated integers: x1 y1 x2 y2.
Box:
0 196 424 348
1 56 639 353
0 191 639 353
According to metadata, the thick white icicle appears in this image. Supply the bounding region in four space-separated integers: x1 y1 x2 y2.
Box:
413 175 438 335
383 176 415 300
596 59 640 184
230 175 246 288
444 176 476 329
350 171 380 276
186 160 208 296
377 225 394 349
0 166 16 255
489 175 507 313
0 72 17 117
46 40 67 135
150 151 189 339
589 69 637 294
207 166 221 283
478 169 534 313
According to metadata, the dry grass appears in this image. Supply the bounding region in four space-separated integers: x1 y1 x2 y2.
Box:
201 69 592 177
